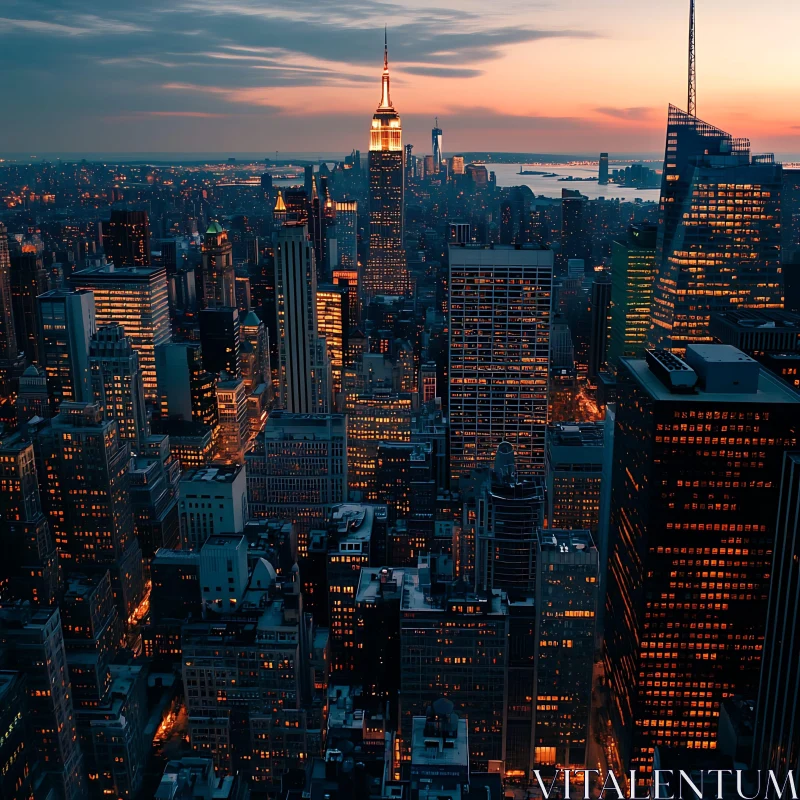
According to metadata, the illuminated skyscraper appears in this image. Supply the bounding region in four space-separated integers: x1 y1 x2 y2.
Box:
201 221 236 309
332 268 360 328
103 209 151 269
363 33 409 301
316 284 348 398
274 223 330 413
431 117 443 174
70 264 171 401
604 346 800 775
36 401 146 622
215 375 249 464
333 200 358 271
449 244 553 482
90 323 148 452
608 224 657 368
38 288 96 412
649 106 783 351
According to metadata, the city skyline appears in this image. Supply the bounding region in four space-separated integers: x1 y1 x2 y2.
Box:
2 0 799 156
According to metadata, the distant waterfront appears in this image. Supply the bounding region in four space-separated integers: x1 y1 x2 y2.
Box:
491 163 662 202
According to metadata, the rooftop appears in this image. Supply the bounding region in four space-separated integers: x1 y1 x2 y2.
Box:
180 464 243 484
547 421 605 448
356 567 405 604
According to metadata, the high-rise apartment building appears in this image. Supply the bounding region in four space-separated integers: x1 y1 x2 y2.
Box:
274 223 330 413
201 221 236 309
363 37 408 301
560 190 590 275
608 224 657 368
38 288 96 412
650 107 783 350
545 422 605 532
604 345 800 775
90 323 148 451
71 264 171 400
449 244 553 482
102 209 151 269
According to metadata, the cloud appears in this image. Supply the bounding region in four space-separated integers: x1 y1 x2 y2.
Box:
594 106 655 121
0 14 147 36
401 65 484 79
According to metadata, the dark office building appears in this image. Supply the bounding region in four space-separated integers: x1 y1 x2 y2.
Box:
588 271 612 380
560 189 590 275
103 208 151 268
604 345 800 776
598 152 609 185
782 168 800 311
753 452 800 776
10 249 48 363
199 306 241 377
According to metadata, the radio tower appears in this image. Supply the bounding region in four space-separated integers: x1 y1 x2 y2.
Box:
688 0 696 116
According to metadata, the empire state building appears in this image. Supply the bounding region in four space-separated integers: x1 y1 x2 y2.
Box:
363 33 409 302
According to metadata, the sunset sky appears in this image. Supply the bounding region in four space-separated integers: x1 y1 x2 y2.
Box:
1 0 798 156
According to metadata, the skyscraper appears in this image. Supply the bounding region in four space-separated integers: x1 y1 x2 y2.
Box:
649 107 783 350
89 323 148 452
474 442 544 594
431 117 443 174
604 346 799 775
545 422 605 532
10 248 48 362
155 340 218 429
70 263 171 400
449 244 553 482
36 402 146 621
753 452 800 776
245 411 347 555
608 224 657 368
363 34 408 301
103 209 151 269
199 306 241 377
38 288 96 412
333 200 358 271
588 271 612 380
560 190 590 276
598 152 609 185
274 223 330 413
0 222 18 367
201 221 236 309
316 283 348 398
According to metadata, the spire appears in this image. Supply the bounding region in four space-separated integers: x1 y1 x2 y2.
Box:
274 190 286 213
688 0 696 116
378 28 392 110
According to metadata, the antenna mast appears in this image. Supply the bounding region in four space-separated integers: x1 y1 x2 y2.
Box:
688 0 696 116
